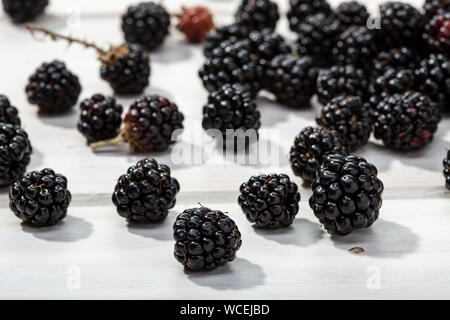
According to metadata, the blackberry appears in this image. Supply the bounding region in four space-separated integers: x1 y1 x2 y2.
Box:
332 26 377 69
423 13 450 53
173 207 242 272
0 95 21 126
2 0 48 23
372 47 421 77
378 2 425 48
309 154 384 236
238 173 301 229
414 53 450 111
0 124 32 187
317 65 369 105
100 43 151 95
372 91 441 151
25 60 81 114
288 0 332 32
423 0 450 22
316 96 372 152
9 169 71 227
77 94 123 144
199 39 262 98
369 68 415 97
289 126 348 183
91 95 184 153
176 6 215 44
112 158 179 223
444 150 450 190
248 29 292 69
336 1 370 28
121 1 170 51
263 54 318 107
294 13 343 68
202 84 261 141
234 0 279 31
203 24 250 58
26 24 151 96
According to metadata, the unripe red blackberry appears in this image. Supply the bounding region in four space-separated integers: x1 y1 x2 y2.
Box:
176 6 215 43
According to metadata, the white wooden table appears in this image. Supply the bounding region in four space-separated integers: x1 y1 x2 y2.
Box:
0 0 449 299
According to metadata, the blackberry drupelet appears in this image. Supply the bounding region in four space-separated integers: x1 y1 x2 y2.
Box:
199 39 262 97
264 54 318 107
317 65 369 105
112 158 179 223
310 154 384 236
248 29 292 69
373 91 441 151
369 68 415 97
238 173 301 229
25 60 81 114
294 13 343 67
202 84 261 140
203 24 250 58
9 168 71 227
173 207 242 272
100 43 151 95
0 124 32 187
77 94 123 144
316 96 372 152
288 0 332 32
332 26 377 69
176 6 215 43
423 13 450 53
234 0 279 31
121 1 170 51
0 95 21 126
378 2 425 47
444 150 450 190
423 0 450 22
335 1 370 28
414 53 450 111
289 126 348 183
2 0 48 22
372 47 421 77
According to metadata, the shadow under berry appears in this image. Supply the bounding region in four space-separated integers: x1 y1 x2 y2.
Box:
126 210 178 242
151 41 193 64
38 108 77 129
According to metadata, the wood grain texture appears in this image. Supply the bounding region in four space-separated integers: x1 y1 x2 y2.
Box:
0 0 449 299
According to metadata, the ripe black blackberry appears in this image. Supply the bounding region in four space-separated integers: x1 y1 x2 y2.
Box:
91 95 184 153
264 54 318 107
335 1 370 28
288 0 332 32
423 0 450 22
248 29 292 69
310 154 384 236
26 25 151 95
294 13 343 68
332 26 377 69
25 60 81 114
9 168 71 227
317 65 369 105
77 94 123 144
444 150 450 190
121 1 170 51
0 124 32 187
199 39 262 97
373 91 441 151
238 174 301 229
100 43 151 95
173 207 242 272
369 68 415 97
0 95 21 126
414 53 450 111
203 24 250 58
2 0 48 22
372 47 421 77
289 126 348 183
317 96 372 152
202 84 261 141
378 2 425 48
112 158 179 223
234 0 279 31
423 13 450 53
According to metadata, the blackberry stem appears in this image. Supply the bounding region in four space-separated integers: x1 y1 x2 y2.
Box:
90 129 127 150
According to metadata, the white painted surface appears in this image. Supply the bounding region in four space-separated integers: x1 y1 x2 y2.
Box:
0 0 449 299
